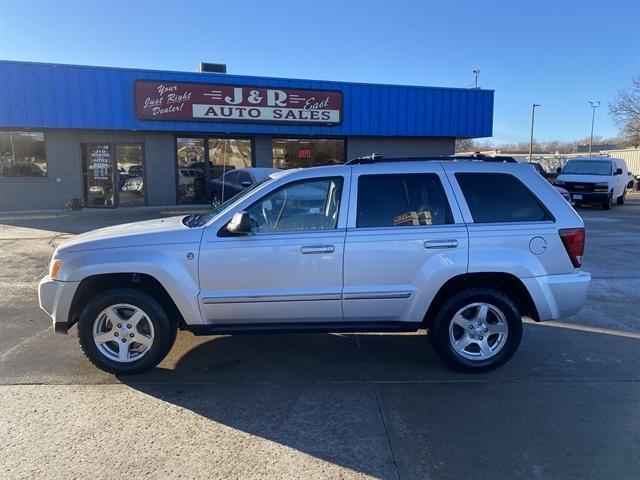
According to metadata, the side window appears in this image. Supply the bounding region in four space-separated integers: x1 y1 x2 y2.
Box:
245 177 343 233
455 173 552 223
356 174 453 228
236 171 252 184
224 171 239 183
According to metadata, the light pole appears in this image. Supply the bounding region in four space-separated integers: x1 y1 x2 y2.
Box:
473 70 480 89
529 103 540 163
588 101 600 156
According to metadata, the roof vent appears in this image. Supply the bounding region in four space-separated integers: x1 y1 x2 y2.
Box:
199 63 227 73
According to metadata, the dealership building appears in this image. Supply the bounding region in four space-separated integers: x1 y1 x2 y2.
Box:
0 60 494 211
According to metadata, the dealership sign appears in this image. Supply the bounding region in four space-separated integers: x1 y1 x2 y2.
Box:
135 80 342 125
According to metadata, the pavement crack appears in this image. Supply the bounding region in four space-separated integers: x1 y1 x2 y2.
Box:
372 382 401 480
0 326 53 362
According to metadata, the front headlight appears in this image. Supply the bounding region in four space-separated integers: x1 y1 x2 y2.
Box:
593 183 609 192
50 259 62 279
555 180 565 186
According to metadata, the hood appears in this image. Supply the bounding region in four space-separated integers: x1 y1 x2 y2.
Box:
556 173 610 184
58 215 201 253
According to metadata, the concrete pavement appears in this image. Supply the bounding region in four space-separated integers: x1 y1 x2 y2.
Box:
1 199 639 479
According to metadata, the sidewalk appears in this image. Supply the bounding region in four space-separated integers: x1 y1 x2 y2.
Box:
0 205 209 236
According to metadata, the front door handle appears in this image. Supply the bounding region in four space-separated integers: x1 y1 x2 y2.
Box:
424 239 458 249
301 245 335 254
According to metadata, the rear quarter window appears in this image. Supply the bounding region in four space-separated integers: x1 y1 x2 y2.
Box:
455 173 552 223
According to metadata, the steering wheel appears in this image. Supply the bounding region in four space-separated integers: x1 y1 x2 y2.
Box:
261 200 275 227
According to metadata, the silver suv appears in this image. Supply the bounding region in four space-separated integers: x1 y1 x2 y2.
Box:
39 157 591 374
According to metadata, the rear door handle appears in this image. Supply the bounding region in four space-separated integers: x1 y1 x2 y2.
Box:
301 245 335 254
424 239 458 249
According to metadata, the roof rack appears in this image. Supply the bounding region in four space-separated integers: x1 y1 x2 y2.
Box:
345 153 518 165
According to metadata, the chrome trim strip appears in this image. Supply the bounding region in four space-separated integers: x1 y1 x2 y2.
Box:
201 293 342 304
342 291 413 300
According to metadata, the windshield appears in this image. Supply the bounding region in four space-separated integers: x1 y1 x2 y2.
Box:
185 176 275 227
562 160 612 176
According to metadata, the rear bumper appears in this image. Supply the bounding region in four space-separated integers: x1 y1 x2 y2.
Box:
38 276 80 334
522 272 591 321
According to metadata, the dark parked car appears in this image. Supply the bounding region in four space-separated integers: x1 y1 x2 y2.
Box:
528 162 559 184
207 167 280 206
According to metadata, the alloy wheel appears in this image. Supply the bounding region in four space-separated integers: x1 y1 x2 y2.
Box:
448 302 509 361
92 303 155 363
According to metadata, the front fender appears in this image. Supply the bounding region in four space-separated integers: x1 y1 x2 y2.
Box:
59 243 203 325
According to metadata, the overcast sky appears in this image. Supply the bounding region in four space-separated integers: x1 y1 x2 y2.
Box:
1 0 638 143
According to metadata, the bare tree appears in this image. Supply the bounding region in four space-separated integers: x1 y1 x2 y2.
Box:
455 138 477 152
609 74 640 148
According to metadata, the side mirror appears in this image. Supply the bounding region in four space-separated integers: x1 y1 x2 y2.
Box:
226 211 252 235
240 181 252 188
556 167 562 173
615 168 623 175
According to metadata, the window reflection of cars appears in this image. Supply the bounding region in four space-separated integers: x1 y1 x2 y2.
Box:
208 167 279 206
122 177 144 194
2 162 46 177
179 168 205 200
128 165 143 177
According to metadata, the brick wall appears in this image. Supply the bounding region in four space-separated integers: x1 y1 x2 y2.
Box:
253 136 274 168
346 137 455 159
144 133 176 206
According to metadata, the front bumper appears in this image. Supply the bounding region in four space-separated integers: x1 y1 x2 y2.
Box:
521 272 591 321
566 191 608 204
38 276 80 334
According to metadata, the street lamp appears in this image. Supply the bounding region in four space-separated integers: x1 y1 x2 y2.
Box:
588 101 600 156
529 103 541 163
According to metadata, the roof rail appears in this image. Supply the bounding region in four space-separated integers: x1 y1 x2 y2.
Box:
345 153 519 165
345 153 384 165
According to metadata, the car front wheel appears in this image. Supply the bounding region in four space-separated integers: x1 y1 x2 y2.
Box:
429 288 523 373
77 288 176 374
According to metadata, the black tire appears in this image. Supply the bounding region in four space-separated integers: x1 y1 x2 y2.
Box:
77 288 176 375
428 288 523 373
603 192 612 210
617 192 625 205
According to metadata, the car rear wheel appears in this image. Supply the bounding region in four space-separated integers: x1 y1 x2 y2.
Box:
77 288 176 374
429 288 522 373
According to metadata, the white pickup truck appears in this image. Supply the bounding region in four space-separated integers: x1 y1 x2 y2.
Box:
39 157 591 374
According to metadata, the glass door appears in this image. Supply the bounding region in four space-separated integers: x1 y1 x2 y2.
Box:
83 144 115 207
116 145 145 207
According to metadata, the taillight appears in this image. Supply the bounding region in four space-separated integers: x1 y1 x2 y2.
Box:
559 228 585 268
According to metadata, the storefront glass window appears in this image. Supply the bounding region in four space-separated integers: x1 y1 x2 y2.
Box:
177 138 207 204
272 138 344 169
116 145 145 207
0 131 47 177
83 144 114 207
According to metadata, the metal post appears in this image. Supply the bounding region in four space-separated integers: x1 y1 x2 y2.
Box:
473 70 480 89
588 101 600 156
529 103 540 163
